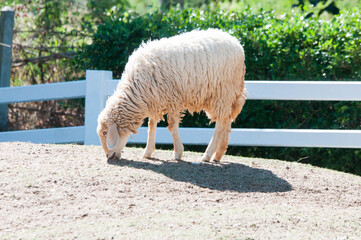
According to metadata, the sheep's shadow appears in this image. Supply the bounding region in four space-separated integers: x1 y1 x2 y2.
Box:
108 157 292 193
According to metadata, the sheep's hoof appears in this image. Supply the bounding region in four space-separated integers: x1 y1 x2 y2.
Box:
143 149 155 159
210 156 221 163
173 152 183 161
143 153 153 159
201 155 211 162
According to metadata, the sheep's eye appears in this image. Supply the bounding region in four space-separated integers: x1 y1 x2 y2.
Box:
103 131 107 136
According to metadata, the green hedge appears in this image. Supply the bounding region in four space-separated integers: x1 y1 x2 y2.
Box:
76 7 361 175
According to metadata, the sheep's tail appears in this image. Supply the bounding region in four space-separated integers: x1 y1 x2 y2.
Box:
230 62 247 122
231 95 246 122
241 61 247 100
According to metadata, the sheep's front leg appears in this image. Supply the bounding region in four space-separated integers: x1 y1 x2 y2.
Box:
211 119 232 162
167 113 184 160
143 117 157 159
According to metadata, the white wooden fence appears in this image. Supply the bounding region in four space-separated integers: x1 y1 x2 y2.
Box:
1 70 361 148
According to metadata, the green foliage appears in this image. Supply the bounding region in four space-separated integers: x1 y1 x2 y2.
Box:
86 0 130 23
76 7 361 175
292 0 340 17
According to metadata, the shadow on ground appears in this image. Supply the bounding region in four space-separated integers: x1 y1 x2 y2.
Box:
108 158 292 193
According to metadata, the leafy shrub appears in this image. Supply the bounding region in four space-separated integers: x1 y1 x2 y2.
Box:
76 7 361 175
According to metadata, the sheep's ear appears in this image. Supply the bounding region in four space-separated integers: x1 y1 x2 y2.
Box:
106 123 119 150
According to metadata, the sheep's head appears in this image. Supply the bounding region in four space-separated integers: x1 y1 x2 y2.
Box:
97 119 131 161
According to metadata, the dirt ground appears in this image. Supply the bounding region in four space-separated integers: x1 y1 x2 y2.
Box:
0 142 360 239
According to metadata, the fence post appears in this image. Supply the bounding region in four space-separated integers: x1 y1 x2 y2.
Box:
84 70 113 145
0 7 15 130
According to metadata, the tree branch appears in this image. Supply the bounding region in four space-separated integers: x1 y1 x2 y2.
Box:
11 52 75 67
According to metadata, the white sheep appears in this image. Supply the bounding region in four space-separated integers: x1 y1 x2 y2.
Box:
97 28 246 162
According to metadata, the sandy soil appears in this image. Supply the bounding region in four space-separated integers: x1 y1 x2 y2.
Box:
0 142 360 239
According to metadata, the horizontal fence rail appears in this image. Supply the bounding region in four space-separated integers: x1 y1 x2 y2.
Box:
246 81 361 101
0 80 86 104
106 80 361 101
2 80 361 105
0 126 85 144
128 127 361 148
1 70 361 149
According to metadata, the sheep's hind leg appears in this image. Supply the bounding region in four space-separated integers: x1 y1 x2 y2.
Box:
143 117 157 159
208 97 245 162
201 121 223 162
211 119 232 162
167 113 184 160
